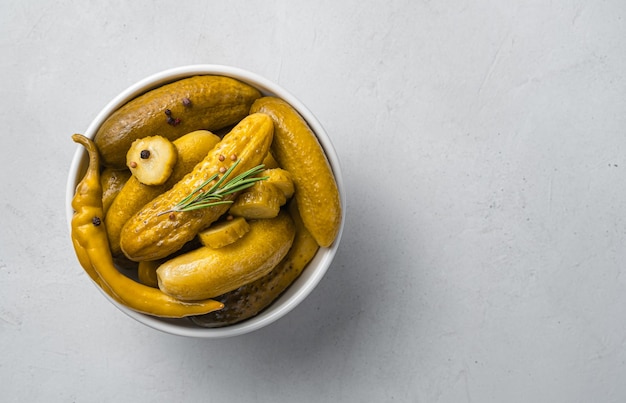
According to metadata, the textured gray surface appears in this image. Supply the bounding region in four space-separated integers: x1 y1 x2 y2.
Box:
2 1 626 402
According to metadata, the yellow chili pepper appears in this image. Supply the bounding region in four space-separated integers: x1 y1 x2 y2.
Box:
71 234 121 303
70 134 223 318
70 136 120 302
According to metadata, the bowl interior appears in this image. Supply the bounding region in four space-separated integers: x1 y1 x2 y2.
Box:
66 65 345 338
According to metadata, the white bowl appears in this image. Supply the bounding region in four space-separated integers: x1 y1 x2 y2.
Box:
65 65 345 338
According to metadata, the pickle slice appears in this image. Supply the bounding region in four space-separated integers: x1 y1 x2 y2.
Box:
126 135 178 185
198 216 251 249
229 181 286 219
263 168 294 199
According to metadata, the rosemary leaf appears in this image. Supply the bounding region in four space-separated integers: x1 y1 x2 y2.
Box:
157 160 268 216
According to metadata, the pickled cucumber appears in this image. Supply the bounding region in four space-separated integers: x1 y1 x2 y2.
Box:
95 75 261 168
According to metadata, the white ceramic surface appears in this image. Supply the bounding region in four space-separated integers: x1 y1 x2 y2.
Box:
65 65 345 338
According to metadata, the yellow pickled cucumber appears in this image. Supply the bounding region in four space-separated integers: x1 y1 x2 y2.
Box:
229 180 286 219
157 210 295 301
261 151 279 169
105 130 220 256
228 168 292 219
120 113 274 261
191 201 319 327
250 97 341 247
198 216 251 248
95 75 261 168
263 168 294 199
100 168 131 215
126 135 177 185
137 260 160 288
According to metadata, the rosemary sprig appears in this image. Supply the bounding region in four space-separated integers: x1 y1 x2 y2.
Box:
157 160 267 215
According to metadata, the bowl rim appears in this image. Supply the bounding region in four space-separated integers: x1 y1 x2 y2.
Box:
65 64 345 338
